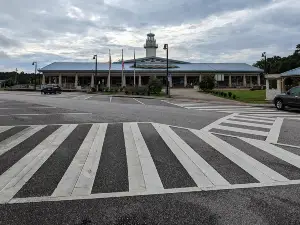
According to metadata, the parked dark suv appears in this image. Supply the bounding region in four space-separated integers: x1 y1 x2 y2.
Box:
273 86 300 110
41 84 62 94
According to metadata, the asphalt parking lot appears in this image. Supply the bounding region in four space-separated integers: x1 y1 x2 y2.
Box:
1 92 300 225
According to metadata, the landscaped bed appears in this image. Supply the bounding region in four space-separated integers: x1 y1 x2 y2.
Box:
209 89 267 104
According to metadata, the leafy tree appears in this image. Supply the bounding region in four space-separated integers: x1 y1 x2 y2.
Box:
148 77 162 94
199 75 215 91
253 44 300 74
294 44 300 55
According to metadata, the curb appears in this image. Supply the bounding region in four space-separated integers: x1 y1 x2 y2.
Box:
109 95 169 100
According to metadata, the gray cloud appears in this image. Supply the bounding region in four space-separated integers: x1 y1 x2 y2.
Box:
0 51 9 59
0 0 299 71
0 34 21 48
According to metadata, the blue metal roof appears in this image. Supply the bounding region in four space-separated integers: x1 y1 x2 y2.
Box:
39 62 262 73
281 67 300 77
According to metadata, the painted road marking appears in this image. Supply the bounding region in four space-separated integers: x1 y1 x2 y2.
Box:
191 130 288 183
222 120 272 129
0 126 13 134
130 122 164 191
0 125 77 203
228 117 274 124
0 121 298 204
0 125 46 156
212 125 269 136
53 124 107 197
234 115 276 121
266 118 284 143
124 123 146 192
133 98 145 105
241 138 300 169
0 113 92 117
154 124 229 186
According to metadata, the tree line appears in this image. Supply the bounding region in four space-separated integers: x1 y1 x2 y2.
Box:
0 71 42 86
253 44 300 74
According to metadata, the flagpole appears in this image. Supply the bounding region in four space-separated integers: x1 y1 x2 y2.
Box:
122 49 124 87
107 49 111 89
134 49 136 87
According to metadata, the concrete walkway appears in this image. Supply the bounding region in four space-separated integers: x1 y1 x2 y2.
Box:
170 89 240 103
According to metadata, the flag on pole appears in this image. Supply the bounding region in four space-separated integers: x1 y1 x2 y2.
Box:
109 49 111 70
122 49 124 70
108 49 111 89
121 49 125 86
134 49 136 68
134 49 136 86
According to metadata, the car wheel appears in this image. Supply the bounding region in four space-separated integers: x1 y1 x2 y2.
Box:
275 99 285 110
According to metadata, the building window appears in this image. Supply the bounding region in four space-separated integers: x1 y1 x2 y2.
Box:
269 79 277 89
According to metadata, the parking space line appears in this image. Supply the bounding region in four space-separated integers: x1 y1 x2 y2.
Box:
133 98 145 105
84 96 93 100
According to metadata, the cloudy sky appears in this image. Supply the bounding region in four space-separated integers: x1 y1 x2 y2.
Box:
0 0 299 72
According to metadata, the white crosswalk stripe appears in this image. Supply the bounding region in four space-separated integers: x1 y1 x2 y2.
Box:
0 122 300 204
0 124 77 203
52 124 107 197
163 100 300 118
202 113 285 140
0 125 46 156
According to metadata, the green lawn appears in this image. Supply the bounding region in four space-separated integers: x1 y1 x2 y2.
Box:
226 90 266 104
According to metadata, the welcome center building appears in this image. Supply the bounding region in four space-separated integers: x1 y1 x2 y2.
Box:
39 33 263 90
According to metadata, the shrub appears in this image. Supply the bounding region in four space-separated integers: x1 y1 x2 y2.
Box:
220 92 224 96
228 92 232 98
233 94 236 99
199 75 215 91
148 77 162 95
137 86 148 95
223 93 227 97
125 87 134 95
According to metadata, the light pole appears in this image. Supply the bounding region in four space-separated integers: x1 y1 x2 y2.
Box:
261 52 267 74
32 62 37 90
163 44 169 97
93 55 97 88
